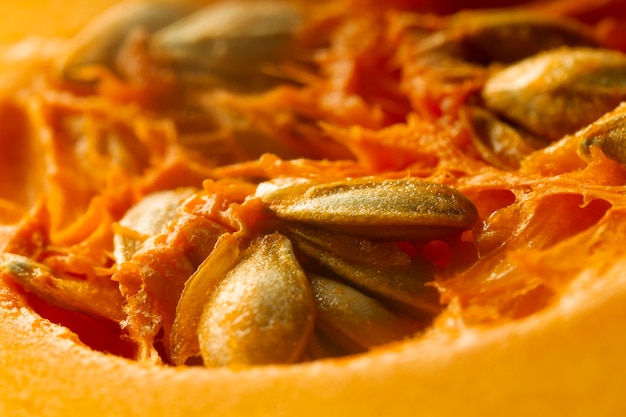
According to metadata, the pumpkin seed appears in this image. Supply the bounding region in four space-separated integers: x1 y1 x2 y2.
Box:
198 233 315 367
169 233 240 365
286 224 413 269
309 274 423 352
57 1 189 82
577 102 626 165
288 229 442 318
483 47 626 141
149 0 302 88
0 253 125 322
113 189 194 265
257 178 479 241
461 105 549 170
414 11 600 80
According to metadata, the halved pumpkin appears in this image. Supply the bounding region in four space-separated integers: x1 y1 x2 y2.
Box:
1 1 626 416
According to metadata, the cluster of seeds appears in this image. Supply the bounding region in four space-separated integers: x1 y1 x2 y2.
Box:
2 0 626 369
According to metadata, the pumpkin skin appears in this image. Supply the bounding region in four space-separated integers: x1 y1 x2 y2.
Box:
2 1 626 416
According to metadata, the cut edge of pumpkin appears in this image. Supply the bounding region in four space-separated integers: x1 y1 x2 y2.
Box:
1 250 625 417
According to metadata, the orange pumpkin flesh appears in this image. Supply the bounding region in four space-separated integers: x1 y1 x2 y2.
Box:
3 246 626 416
2 0 626 415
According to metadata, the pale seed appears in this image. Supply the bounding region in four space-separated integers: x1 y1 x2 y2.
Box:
169 233 240 365
309 274 423 352
198 233 315 367
483 47 626 141
577 102 626 165
288 231 442 318
257 178 479 241
0 253 125 322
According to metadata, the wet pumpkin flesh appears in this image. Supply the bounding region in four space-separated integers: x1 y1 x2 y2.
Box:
1 0 626 415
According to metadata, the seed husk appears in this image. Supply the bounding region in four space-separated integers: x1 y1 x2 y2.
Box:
169 233 240 365
288 230 442 318
257 178 479 241
577 102 626 165
309 274 423 352
462 105 550 170
198 232 315 367
113 189 194 265
413 11 600 81
149 0 302 88
444 11 600 64
57 1 188 82
286 224 413 269
483 47 626 141
0 253 125 322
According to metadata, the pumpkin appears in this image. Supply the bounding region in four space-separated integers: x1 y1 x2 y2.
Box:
1 0 626 416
